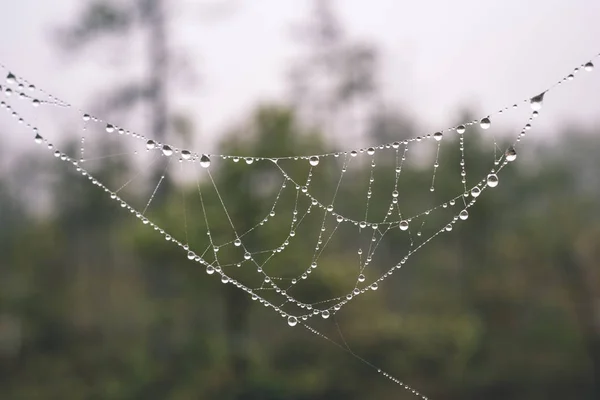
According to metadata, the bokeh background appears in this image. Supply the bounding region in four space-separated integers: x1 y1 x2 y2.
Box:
1 1 600 399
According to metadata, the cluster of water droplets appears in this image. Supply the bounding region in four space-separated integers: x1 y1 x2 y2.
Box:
1 54 597 399
2 56 597 319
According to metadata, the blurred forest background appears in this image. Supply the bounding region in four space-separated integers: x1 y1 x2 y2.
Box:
1 1 600 399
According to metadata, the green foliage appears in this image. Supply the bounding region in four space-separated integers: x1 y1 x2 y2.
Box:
1 102 599 399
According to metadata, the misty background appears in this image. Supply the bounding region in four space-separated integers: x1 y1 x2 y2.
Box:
1 1 600 399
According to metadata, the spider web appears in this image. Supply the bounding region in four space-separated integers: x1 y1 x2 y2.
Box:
0 54 597 399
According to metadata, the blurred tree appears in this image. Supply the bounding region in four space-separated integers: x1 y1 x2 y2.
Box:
213 105 331 399
289 0 381 145
58 0 170 142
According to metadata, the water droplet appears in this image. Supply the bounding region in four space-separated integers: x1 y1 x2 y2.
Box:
359 221 367 229
367 147 375 156
234 238 241 247
371 282 379 290
505 147 517 162
181 150 191 160
433 132 443 141
146 140 156 150
471 187 481 197
445 224 453 232
480 117 491 129
350 150 358 157
358 274 365 282
530 92 545 111
206 265 215 275
487 173 499 188
32 99 40 107
336 215 343 223
326 205 333 212
321 310 330 319
288 316 298 327
459 210 469 220
162 145 173 156
392 190 399 198
244 252 251 260
6 73 16 84
309 156 319 166
34 133 43 144
457 125 466 134
105 124 115 133
82 114 91 121
187 251 196 260
399 220 409 231
584 61 594 72
200 154 211 168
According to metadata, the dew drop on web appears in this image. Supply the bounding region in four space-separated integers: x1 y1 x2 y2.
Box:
162 145 173 156
200 154 211 168
530 92 545 111
487 173 499 188
480 117 491 130
505 147 517 162
584 61 594 72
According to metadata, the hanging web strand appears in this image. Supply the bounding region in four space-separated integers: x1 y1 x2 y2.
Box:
0 54 597 400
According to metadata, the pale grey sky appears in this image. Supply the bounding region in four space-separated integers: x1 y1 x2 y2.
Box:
2 0 600 153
